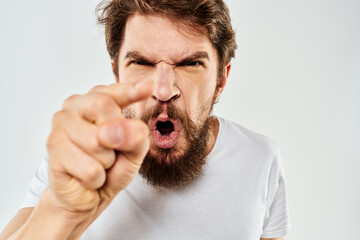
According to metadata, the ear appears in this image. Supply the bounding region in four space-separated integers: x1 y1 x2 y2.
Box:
215 62 231 101
111 59 119 83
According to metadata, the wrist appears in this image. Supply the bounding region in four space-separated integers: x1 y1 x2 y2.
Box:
13 188 95 240
45 187 95 224
41 188 97 239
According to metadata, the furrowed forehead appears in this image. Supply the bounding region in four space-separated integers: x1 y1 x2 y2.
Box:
123 50 210 64
119 14 216 64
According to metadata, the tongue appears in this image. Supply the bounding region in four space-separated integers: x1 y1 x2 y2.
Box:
153 129 179 149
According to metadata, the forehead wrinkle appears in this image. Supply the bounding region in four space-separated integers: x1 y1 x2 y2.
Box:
121 14 215 65
125 49 211 65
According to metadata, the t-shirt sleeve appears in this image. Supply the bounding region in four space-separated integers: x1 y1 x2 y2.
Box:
20 156 49 209
260 148 291 238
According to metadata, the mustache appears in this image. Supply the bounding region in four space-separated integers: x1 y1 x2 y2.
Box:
140 103 187 124
140 103 197 142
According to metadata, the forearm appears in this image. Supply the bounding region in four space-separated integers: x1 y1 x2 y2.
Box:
8 188 94 240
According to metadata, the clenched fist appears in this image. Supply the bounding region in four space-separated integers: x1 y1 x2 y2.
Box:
46 79 153 213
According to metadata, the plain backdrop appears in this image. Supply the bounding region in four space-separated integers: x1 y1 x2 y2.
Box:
0 0 359 239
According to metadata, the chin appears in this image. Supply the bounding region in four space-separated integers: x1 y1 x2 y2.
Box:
148 137 188 164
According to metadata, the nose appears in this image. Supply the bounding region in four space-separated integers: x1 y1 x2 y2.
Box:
152 62 180 102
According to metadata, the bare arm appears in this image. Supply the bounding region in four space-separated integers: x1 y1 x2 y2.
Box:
0 80 154 239
0 208 33 239
1 190 95 240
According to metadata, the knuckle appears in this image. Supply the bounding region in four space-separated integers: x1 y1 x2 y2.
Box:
89 93 116 113
89 85 106 93
62 94 80 109
51 110 67 127
83 163 104 183
46 127 65 150
88 136 116 169
88 135 101 153
88 137 115 167
98 150 116 169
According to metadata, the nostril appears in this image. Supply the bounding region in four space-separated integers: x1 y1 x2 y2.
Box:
156 121 174 136
152 92 180 103
152 76 180 102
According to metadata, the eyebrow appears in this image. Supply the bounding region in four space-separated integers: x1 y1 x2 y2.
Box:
176 51 210 66
124 51 210 65
124 51 154 64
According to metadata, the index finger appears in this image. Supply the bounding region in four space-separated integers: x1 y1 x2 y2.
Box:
90 79 154 108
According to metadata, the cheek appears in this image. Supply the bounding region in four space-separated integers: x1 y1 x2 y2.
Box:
119 66 153 83
177 79 214 123
179 71 216 101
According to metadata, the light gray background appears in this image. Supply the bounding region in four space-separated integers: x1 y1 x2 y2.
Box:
0 0 359 239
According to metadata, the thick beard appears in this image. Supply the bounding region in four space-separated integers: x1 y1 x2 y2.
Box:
125 103 214 189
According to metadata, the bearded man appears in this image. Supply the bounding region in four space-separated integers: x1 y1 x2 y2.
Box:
0 0 290 239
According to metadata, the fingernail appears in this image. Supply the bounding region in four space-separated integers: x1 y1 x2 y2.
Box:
104 125 124 143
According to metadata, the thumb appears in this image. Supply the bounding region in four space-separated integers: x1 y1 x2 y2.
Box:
98 118 149 152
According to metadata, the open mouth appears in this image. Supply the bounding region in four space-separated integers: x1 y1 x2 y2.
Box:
151 119 180 149
156 120 175 136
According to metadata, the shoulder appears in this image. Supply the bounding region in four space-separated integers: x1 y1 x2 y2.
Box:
217 117 280 160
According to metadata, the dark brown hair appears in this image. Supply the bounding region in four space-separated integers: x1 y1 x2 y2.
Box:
96 0 237 79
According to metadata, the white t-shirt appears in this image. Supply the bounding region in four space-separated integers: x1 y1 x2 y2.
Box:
21 117 291 239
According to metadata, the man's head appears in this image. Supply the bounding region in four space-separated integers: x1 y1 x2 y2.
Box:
97 0 237 81
97 0 237 188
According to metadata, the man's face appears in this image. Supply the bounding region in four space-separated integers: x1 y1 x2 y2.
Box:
116 14 226 187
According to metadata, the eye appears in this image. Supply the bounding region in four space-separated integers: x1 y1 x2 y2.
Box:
187 61 203 67
178 60 203 68
129 60 153 66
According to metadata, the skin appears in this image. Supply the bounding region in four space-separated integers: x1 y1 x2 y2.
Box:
115 14 228 157
1 79 154 239
0 14 284 240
